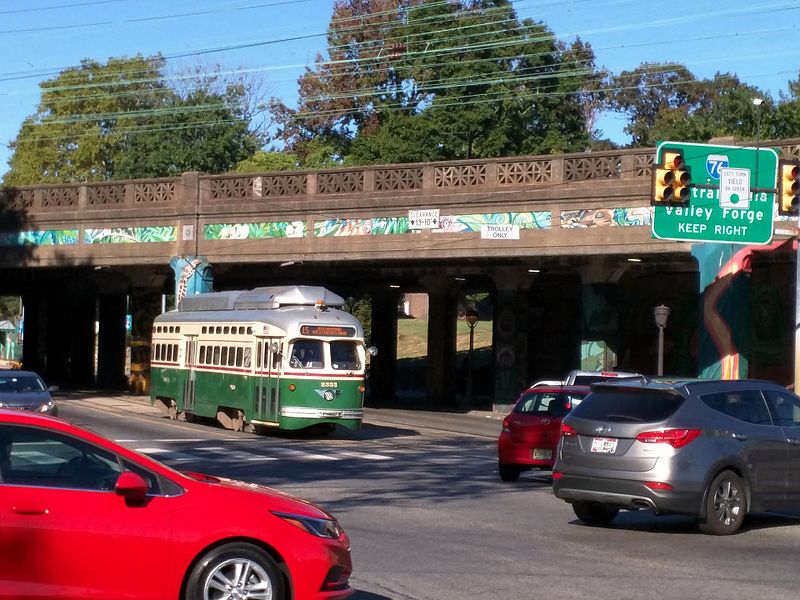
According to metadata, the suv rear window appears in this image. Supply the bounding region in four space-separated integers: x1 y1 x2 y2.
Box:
570 390 685 423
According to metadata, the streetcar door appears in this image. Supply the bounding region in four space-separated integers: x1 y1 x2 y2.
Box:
256 339 280 424
183 335 198 411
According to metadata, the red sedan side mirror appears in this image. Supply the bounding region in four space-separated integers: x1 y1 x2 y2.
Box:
115 471 149 503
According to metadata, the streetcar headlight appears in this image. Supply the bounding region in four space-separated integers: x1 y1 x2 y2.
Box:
323 390 335 401
272 511 342 539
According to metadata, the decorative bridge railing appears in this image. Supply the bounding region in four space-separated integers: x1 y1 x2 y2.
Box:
2 140 800 266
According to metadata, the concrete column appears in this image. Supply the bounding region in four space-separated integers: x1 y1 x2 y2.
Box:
97 294 128 389
21 293 45 374
369 289 400 402
692 244 751 379
424 282 458 407
491 268 534 409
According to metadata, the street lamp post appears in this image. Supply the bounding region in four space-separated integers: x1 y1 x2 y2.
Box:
653 305 671 376
465 309 479 406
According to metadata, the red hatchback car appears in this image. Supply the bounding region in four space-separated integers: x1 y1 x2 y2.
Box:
0 409 353 600
497 385 590 481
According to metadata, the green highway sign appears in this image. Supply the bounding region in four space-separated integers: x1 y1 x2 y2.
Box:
651 141 779 245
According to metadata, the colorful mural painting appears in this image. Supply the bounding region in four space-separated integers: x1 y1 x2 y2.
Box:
561 207 652 228
170 256 214 306
84 227 176 244
205 221 306 240
0 230 79 246
315 212 552 237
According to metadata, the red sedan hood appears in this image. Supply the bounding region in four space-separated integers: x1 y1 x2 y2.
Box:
182 471 331 519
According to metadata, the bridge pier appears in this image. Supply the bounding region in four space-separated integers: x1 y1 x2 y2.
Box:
368 288 400 402
425 282 458 407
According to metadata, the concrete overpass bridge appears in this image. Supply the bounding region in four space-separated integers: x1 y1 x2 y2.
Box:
2 140 799 407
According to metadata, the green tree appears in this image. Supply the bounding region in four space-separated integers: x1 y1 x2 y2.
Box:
5 56 167 185
235 150 299 173
114 87 258 178
608 63 699 147
648 74 773 145
4 56 260 184
272 0 595 164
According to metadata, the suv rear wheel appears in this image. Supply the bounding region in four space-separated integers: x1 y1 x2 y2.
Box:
699 470 745 535
572 501 619 526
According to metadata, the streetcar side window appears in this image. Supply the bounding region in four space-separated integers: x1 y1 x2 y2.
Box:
243 347 251 368
290 340 324 369
236 347 243 367
213 346 220 365
331 341 361 370
221 347 228 365
199 346 206 364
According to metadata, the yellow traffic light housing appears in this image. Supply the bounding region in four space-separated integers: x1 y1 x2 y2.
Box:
778 159 800 215
652 149 691 205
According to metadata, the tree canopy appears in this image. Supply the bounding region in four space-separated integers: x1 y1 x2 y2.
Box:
4 55 258 185
270 0 597 165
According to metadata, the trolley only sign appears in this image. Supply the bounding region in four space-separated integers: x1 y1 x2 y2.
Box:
652 141 779 245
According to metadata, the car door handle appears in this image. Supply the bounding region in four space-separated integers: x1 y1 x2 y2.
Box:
11 505 49 515
729 433 748 441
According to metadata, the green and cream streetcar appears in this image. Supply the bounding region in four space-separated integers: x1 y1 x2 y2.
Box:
150 286 375 433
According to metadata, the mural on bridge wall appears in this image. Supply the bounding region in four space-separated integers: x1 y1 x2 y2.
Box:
0 230 79 245
561 207 651 228
84 227 176 244
0 207 650 247
204 221 306 240
314 212 552 236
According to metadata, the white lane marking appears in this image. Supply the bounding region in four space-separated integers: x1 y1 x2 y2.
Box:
335 450 392 461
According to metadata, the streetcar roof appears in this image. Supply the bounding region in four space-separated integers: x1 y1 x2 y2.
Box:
178 285 345 312
154 305 364 337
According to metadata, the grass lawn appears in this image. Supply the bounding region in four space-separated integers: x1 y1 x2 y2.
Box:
396 318 492 359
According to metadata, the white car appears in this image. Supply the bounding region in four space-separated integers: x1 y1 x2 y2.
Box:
531 369 642 388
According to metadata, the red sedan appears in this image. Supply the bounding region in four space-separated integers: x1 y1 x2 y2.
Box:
0 409 353 600
497 385 590 481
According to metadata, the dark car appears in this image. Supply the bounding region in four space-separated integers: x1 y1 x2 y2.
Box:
553 378 800 535
497 385 590 481
0 370 58 416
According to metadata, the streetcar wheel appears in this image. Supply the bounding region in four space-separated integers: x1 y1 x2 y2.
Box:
185 542 284 600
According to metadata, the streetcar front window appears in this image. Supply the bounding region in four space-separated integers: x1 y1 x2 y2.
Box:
290 340 324 369
331 341 361 370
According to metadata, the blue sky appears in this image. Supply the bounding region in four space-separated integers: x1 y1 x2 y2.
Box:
1 0 799 179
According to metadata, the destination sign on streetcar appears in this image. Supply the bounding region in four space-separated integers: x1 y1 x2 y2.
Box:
300 325 356 337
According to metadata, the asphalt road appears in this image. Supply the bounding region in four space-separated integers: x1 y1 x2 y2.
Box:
58 397 800 600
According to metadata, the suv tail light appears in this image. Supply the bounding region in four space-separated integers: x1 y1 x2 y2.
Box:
635 428 700 448
560 423 577 437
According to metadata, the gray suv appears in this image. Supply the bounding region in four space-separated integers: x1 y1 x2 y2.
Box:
552 378 800 535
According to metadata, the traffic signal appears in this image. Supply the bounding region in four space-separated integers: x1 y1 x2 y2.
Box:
778 159 800 215
652 149 691 205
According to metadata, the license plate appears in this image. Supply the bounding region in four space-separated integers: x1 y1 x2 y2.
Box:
532 448 552 460
591 437 618 454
